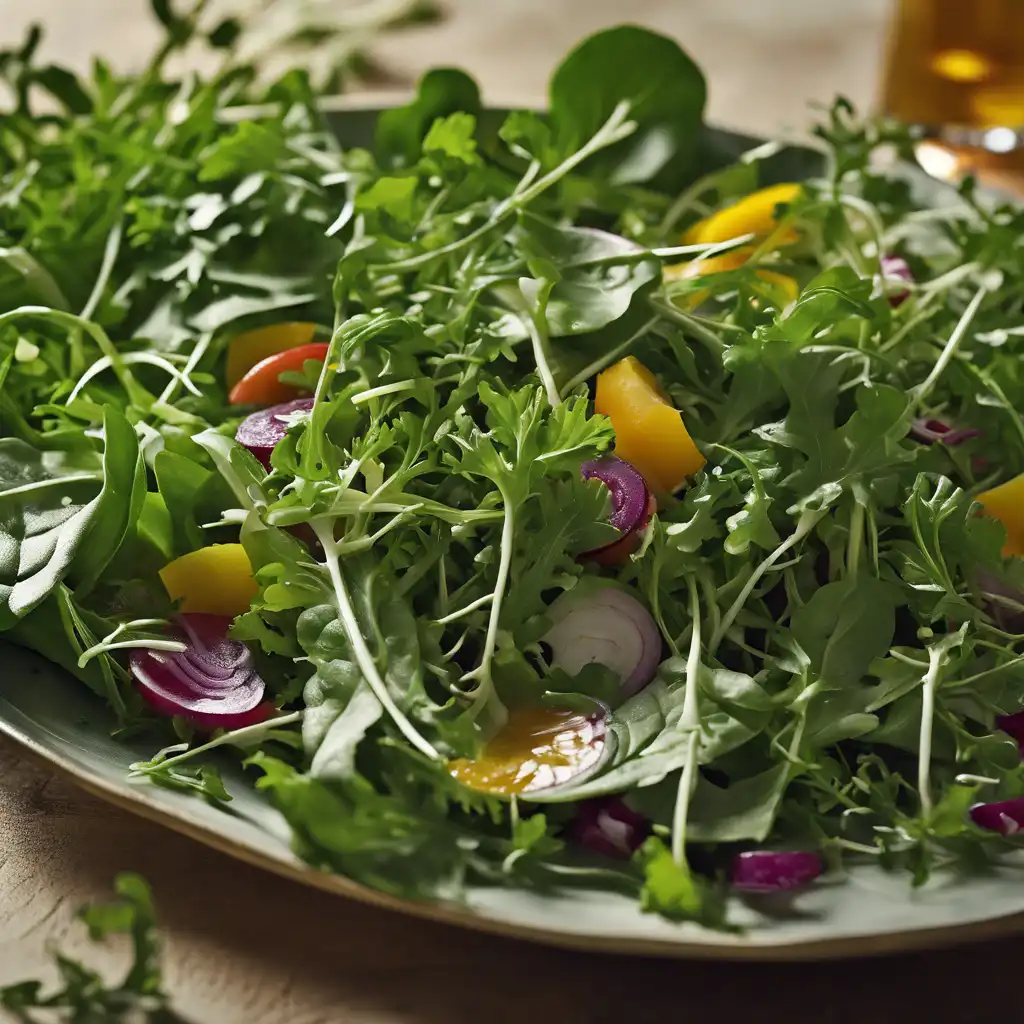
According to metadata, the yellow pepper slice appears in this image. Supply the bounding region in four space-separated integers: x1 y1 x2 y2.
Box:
594 356 705 494
159 544 259 617
683 183 802 247
663 247 799 308
977 475 1024 557
225 322 318 389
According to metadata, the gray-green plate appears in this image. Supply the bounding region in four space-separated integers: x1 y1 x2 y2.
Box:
3 98 1023 960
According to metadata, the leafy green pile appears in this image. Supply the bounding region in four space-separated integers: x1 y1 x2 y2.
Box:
5 5 1024 927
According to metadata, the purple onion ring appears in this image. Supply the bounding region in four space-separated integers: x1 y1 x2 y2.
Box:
731 850 823 893
236 397 315 469
130 613 270 730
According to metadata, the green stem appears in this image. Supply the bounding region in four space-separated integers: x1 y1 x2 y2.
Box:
314 522 440 760
912 282 988 410
710 510 823 655
520 280 561 408
846 498 865 576
464 497 516 720
951 652 1024 691
918 645 944 818
559 316 659 397
671 576 702 866
130 711 302 776
80 219 123 322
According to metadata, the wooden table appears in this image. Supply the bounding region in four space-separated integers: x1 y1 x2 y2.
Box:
4 2 1024 1021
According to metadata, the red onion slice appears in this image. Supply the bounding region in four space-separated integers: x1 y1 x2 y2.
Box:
567 797 649 859
731 850 823 893
970 797 1024 836
880 255 913 307
998 710 1024 747
909 417 981 446
579 456 654 565
974 568 1024 635
236 397 315 469
130 613 271 730
543 583 662 697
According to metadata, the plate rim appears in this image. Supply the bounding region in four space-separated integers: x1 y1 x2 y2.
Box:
7 680 1024 961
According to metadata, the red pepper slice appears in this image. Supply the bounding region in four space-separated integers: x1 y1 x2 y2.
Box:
228 342 330 406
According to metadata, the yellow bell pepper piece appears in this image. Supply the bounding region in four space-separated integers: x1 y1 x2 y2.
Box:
159 544 259 617
664 247 750 281
683 183 802 247
977 475 1024 557
594 356 705 494
663 247 799 307
225 322 317 389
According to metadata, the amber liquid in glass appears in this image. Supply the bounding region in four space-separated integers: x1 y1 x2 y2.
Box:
882 0 1024 182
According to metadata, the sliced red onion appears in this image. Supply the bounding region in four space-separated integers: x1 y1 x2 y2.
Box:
235 397 314 469
998 710 1024 747
881 255 913 307
130 613 271 730
909 417 981 447
578 457 654 565
567 797 649 859
543 583 662 697
970 797 1024 836
731 850 823 893
974 568 1024 634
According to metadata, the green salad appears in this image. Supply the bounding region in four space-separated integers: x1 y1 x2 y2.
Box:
6 5 1024 928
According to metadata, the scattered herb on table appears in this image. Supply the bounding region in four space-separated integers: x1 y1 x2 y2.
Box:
0 874 175 1023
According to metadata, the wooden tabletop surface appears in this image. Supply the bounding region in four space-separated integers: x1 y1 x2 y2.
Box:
3 2 1023 1021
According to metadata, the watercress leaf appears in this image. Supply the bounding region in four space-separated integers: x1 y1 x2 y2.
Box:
422 111 480 167
357 175 419 219
499 110 553 164
376 68 481 168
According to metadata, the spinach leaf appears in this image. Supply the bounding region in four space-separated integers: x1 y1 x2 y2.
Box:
549 25 706 186
0 407 139 627
791 574 899 691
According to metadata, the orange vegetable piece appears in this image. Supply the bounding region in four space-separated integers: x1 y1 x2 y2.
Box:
448 706 606 795
683 183 802 247
225 322 317 389
977 474 1024 557
594 356 705 494
227 342 329 407
159 544 259 617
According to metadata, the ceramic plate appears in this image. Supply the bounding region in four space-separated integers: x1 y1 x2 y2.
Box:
4 101 1024 960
